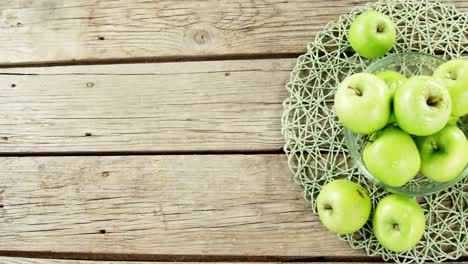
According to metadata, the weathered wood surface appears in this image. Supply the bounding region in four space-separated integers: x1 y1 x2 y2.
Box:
0 59 293 153
0 154 361 256
7 260 462 264
3 55 467 154
0 0 364 64
1 0 466 64
2 261 466 264
1 0 467 261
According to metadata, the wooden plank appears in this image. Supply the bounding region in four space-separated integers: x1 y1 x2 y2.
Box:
8 260 461 264
1 0 466 64
3 261 465 264
0 154 362 257
3 55 467 154
0 0 363 64
0 59 293 153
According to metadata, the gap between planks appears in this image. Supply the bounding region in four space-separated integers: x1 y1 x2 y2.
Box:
4 257 443 264
0 254 386 263
0 53 303 69
0 50 462 69
0 150 285 157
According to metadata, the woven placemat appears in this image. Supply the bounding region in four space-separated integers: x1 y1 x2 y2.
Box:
282 0 467 263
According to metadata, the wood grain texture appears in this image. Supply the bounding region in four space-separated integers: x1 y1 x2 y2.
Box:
1 0 465 64
7 261 463 264
0 0 363 64
2 261 465 264
0 59 293 153
0 154 362 257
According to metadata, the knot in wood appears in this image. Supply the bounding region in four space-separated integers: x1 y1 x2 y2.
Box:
194 29 210 45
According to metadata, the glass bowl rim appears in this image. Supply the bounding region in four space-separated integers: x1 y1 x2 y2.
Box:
364 52 446 74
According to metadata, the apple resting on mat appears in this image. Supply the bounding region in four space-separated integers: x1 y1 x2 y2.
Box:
363 126 420 187
335 73 391 135
349 11 396 59
316 179 371 234
373 194 425 253
433 59 468 118
415 125 468 182
394 76 451 136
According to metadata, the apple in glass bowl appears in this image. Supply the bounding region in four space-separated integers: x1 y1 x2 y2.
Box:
343 52 467 196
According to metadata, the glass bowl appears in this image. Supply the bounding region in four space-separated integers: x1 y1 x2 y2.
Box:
344 52 467 196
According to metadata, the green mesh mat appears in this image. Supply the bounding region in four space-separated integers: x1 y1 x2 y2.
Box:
281 0 467 263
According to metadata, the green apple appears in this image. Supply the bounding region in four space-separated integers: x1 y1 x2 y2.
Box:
335 73 391 134
316 179 371 234
394 76 451 136
386 114 397 124
363 126 420 187
433 59 468 117
415 125 468 182
376 71 407 124
376 71 407 97
373 194 425 252
447 116 459 125
349 11 396 59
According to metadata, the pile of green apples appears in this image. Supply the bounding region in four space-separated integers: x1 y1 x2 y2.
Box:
315 11 468 253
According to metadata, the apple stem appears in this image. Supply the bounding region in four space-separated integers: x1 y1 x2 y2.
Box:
427 97 443 106
393 223 399 231
431 140 439 151
377 25 385 33
347 86 362 96
449 72 457 80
